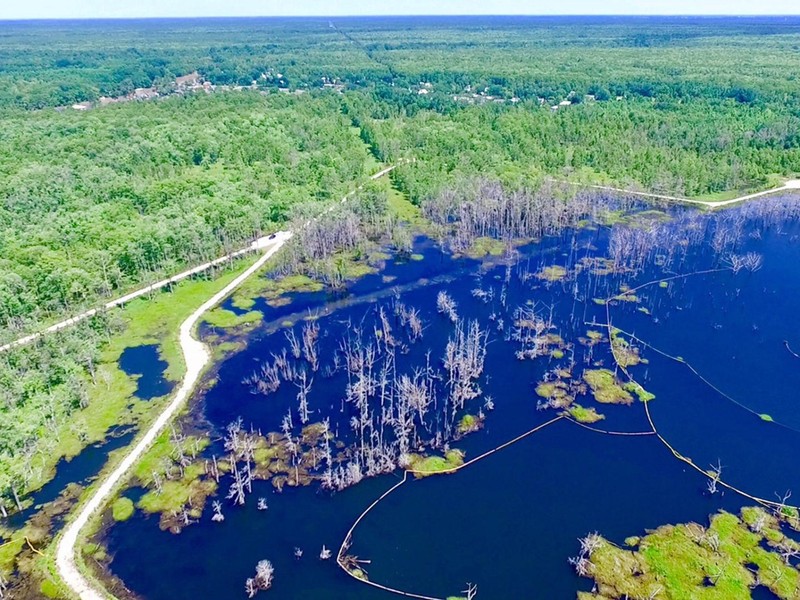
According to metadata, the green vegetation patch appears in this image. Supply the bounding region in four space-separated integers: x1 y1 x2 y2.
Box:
0 536 25 578
39 579 61 598
623 381 656 402
583 369 634 405
536 380 574 409
609 330 646 368
586 330 605 344
204 308 263 330
456 414 484 436
466 236 507 258
133 430 216 530
535 265 569 282
579 508 800 599
408 449 465 477
567 404 606 424
614 293 640 303
82 542 108 562
231 272 325 311
111 497 135 522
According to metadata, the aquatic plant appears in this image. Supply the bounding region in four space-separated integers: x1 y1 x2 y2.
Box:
575 508 800 599
456 414 484 436
622 381 655 402
408 450 465 477
566 404 606 424
535 265 569 283
611 335 643 368
582 370 634 405
111 498 134 522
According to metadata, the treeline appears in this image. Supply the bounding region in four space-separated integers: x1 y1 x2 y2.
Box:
3 18 800 108
0 315 118 515
354 97 800 202
0 92 374 335
0 19 379 109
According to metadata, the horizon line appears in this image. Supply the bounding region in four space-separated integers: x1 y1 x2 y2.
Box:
2 13 800 22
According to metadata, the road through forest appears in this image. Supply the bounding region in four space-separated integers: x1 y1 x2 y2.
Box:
54 164 399 599
575 178 800 208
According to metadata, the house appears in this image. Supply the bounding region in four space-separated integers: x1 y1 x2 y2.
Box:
133 87 158 100
175 71 201 88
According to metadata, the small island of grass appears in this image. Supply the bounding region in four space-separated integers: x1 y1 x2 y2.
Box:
576 507 800 600
111 498 135 522
566 404 606 424
583 369 634 405
535 265 569 282
408 449 465 477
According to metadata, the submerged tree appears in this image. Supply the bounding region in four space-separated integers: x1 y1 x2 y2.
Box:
245 559 274 597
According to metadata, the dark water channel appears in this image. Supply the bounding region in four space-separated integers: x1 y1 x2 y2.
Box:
5 428 135 530
118 344 173 400
105 197 800 599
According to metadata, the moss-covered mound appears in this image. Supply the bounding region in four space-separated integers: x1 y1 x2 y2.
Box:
582 369 634 405
578 507 800 600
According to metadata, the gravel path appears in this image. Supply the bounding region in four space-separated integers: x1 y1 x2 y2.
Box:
55 232 292 600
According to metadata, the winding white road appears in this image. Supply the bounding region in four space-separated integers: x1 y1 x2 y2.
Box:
574 179 800 208
0 236 280 354
3 163 404 356
55 231 292 600
53 162 402 599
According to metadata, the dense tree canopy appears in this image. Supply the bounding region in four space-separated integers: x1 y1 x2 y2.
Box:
0 92 373 331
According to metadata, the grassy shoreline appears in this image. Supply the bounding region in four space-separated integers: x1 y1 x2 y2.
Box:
0 255 261 596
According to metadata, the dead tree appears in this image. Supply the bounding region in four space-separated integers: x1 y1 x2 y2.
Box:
436 290 459 323
245 559 274 597
227 455 249 506
707 460 723 495
726 252 764 273
443 319 488 418
295 369 313 425
285 329 301 359
774 490 793 519
302 321 320 371
211 500 225 522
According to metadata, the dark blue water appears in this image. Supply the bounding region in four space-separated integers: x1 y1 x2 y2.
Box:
118 344 173 400
104 197 800 599
5 428 135 529
212 237 472 329
353 421 741 599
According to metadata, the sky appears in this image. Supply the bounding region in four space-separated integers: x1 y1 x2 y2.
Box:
1 0 799 20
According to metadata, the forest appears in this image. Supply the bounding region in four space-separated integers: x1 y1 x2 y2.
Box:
2 14 800 599
0 92 373 332
3 17 800 109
